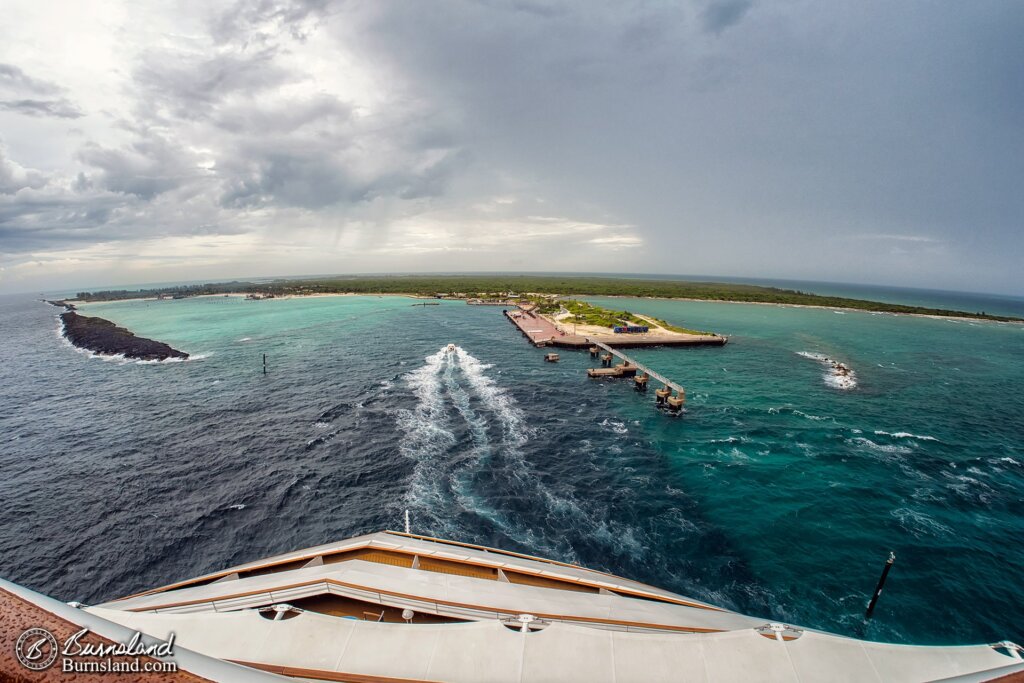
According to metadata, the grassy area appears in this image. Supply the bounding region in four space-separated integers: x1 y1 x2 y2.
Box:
632 313 714 336
560 300 646 329
73 275 1023 322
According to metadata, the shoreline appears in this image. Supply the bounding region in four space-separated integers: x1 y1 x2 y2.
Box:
592 295 1024 326
66 290 1022 325
69 292 421 306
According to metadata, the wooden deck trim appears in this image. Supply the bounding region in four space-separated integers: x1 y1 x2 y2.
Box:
129 577 725 633
232 659 440 683
115 539 722 612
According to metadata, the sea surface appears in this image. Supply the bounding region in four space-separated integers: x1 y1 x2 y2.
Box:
0 291 1021 646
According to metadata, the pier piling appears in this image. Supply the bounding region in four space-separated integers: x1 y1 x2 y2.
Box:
666 391 685 412
634 372 649 391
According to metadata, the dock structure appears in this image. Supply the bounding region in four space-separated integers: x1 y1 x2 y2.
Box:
587 339 686 411
503 308 726 349
588 340 685 394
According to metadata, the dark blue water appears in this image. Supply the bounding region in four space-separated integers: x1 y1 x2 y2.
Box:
0 292 1021 648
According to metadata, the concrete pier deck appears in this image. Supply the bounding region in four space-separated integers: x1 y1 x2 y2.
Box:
504 309 726 348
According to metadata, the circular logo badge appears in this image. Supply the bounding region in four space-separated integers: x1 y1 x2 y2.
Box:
15 628 59 671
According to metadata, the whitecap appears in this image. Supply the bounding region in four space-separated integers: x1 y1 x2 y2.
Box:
891 507 952 537
599 417 628 435
792 409 835 422
852 437 912 456
874 430 938 442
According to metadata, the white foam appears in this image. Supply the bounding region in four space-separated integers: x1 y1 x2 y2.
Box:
792 409 835 422
891 507 952 538
874 430 938 442
852 437 912 456
454 346 531 449
397 344 644 558
797 350 857 390
225 504 246 511
599 417 628 435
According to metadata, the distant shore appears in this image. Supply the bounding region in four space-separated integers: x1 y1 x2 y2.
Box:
607 295 1024 325
66 275 1024 324
72 290 1024 326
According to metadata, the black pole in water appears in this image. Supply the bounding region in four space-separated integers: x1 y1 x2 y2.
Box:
262 353 266 375
865 551 896 619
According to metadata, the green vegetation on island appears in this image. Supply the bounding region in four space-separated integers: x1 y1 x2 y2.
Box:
549 300 713 336
73 275 1023 322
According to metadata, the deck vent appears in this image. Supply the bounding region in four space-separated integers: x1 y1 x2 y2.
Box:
756 623 803 642
258 603 304 621
502 614 549 633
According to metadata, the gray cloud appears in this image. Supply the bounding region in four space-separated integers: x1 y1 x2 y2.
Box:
701 0 753 35
77 135 202 199
210 0 331 45
1 0 1023 295
0 98 83 118
0 63 84 119
0 145 48 194
0 63 60 95
133 48 291 123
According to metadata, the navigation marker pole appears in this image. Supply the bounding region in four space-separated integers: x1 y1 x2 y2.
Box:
865 551 896 619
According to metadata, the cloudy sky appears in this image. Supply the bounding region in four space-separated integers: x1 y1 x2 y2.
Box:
1 1 1022 295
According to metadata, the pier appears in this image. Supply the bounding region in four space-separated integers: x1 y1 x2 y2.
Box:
503 308 726 348
587 339 686 412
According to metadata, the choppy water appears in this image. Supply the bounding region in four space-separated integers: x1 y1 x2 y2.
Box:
0 291 1022 647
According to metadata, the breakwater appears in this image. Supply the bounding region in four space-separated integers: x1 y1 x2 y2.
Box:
59 310 189 361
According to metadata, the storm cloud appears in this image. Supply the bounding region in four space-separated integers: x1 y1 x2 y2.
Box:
0 0 1021 294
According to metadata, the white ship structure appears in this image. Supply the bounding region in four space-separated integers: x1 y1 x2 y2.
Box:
2 530 1022 681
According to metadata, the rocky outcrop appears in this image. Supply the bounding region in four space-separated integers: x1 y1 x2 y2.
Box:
60 311 189 361
44 299 75 311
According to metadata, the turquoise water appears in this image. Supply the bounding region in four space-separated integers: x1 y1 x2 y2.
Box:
1 292 1021 647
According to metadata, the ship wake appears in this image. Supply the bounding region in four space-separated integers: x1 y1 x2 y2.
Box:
395 345 644 562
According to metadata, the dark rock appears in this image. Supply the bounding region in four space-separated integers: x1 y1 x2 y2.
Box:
44 299 76 311
60 311 189 361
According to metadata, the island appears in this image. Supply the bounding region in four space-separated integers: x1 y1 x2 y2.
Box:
47 300 189 361
69 275 1024 323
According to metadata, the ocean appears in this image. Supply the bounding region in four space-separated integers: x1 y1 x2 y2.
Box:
0 289 1021 646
